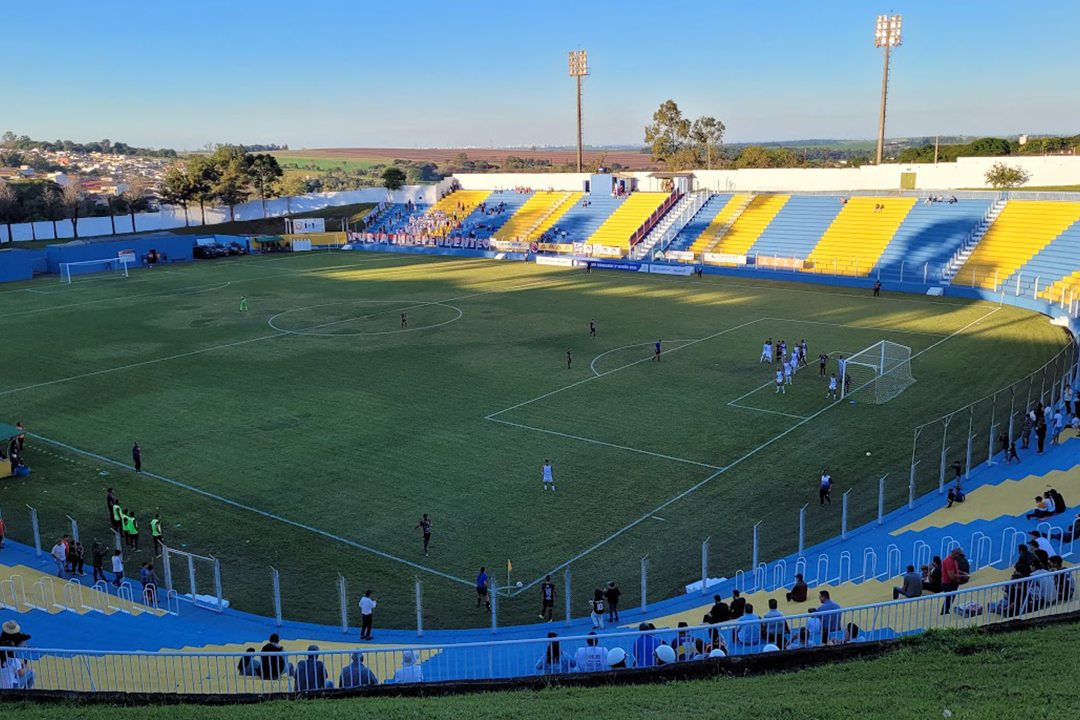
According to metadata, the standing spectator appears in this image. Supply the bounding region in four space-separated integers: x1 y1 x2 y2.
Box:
1022 410 1035 449
604 581 621 623
815 591 843 644
940 547 969 615
150 513 164 557
106 488 117 524
132 442 142 473
786 573 809 603
1065 383 1074 416
893 565 923 599
359 590 377 640
1007 439 1021 465
393 650 424 683
1036 418 1048 454
295 645 332 691
144 564 159 606
91 541 106 584
110 550 124 588
70 541 86 576
589 588 605 629
50 539 66 578
476 566 491 611
574 632 609 672
0 516 5 549
339 652 378 689
14 423 24 453
1052 410 1064 445
535 632 576 674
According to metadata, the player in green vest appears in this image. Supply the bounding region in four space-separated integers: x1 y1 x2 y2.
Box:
150 513 163 557
111 502 124 534
128 512 139 552
239 295 248 312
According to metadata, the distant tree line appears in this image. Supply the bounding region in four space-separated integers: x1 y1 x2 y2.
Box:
161 145 289 224
0 177 152 243
1 131 177 158
895 135 1080 163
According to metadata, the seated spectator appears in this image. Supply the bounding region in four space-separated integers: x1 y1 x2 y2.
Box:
1029 531 1055 556
922 556 943 592
1049 556 1074 603
1051 514 1080 543
805 608 822 647
1047 487 1067 515
574 632 609 673
237 648 262 677
763 598 788 647
736 603 762 645
632 624 662 668
606 647 633 669
787 627 813 650
814 591 843 644
893 565 923 599
702 615 727 654
786 574 808 603
0 642 32 690
260 633 291 681
339 652 378 689
1014 543 1037 578
294 645 332 692
706 594 731 623
988 574 1028 616
842 623 866 644
729 589 746 619
394 650 424 683
535 632 576 675
1028 560 1056 609
947 483 965 508
1027 495 1054 520
673 622 697 661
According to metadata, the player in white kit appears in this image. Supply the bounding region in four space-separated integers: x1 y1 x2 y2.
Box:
760 339 772 363
783 360 793 385
541 460 555 492
775 368 786 394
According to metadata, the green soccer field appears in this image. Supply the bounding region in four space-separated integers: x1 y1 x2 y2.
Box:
0 252 1067 629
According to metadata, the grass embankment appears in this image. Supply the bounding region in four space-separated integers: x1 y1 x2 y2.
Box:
6 620 1080 718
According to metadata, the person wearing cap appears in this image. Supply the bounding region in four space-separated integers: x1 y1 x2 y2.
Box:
786 574 809 603
604 581 621 623
535 632 576 674
0 621 34 689
294 645 332 692
394 650 424 683
339 652 378 689
606 647 633 669
574 632 609 673
632 623 662 668
654 644 676 665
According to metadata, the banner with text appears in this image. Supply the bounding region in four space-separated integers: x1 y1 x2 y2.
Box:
757 256 806 270
538 242 575 253
648 263 694 276
703 252 748 266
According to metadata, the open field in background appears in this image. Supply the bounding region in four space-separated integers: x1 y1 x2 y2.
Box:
0 253 1066 629
276 147 661 169
5 620 1078 718
270 153 396 172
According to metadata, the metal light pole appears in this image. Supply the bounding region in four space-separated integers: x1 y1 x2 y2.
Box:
874 15 902 165
568 50 589 173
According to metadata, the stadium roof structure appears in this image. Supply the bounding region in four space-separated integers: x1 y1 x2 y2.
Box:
0 423 23 440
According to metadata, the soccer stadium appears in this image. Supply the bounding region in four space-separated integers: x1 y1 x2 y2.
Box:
2 2 1080 717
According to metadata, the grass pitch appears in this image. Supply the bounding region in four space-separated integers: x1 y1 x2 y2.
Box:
0 253 1066 628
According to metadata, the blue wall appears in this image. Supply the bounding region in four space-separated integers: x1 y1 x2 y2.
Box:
45 236 197 275
0 249 35 282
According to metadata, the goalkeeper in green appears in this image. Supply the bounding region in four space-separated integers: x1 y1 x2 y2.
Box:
239 295 248 312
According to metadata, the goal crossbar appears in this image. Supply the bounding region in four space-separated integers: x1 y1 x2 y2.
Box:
60 257 130 284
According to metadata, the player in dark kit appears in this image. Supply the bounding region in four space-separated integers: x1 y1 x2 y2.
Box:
589 319 596 338
414 514 432 556
132 442 142 473
401 311 408 328
819 352 829 377
567 348 572 369
539 574 557 621
653 340 661 362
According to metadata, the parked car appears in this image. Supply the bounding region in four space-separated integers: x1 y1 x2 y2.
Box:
225 241 248 255
193 244 216 259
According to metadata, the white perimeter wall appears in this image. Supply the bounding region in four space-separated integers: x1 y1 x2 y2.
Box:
6 183 443 243
454 156 1080 194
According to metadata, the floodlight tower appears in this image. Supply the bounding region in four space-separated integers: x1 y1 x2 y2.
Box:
568 49 588 172
874 14 902 164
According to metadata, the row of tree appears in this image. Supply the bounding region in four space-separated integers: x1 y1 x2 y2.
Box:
1 131 177 158
160 146 296 225
0 178 150 243
895 135 1080 164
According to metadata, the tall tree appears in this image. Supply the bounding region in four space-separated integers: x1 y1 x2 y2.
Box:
382 167 406 191
160 163 195 226
120 177 151 232
275 175 309 215
209 145 252 220
690 116 726 170
0 182 16 243
43 186 62 239
985 162 1031 189
248 154 283 218
644 100 691 168
61 177 85 238
733 146 772 169
185 154 218 226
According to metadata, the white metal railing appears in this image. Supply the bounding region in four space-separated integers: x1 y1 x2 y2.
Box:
5 566 1077 695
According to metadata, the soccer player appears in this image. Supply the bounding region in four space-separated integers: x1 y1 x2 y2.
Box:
873 279 882 297
590 319 596 338
476 566 491 610
799 340 809 368
239 295 248 312
819 471 832 505
775 343 783 364
780 340 787 363
414 514 432 556
828 373 838 399
566 348 572 370
845 372 852 395
819 352 829 377
775 367 785 394
837 355 846 385
654 340 661 362
539 574 557 621
132 442 142 474
783 359 793 385
401 311 408 328
541 460 555 492
760 339 772 364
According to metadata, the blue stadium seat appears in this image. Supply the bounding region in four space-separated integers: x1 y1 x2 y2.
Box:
746 196 843 258
667 194 733 251
874 200 992 283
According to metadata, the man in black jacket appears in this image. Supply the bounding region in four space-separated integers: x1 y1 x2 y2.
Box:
604 581 621 623
706 594 731 623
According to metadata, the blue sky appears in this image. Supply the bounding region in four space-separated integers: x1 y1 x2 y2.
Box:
2 0 1077 150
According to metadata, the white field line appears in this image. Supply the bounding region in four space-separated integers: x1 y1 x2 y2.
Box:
486 417 722 469
27 434 474 587
486 318 767 419
759 317 949 338
726 403 810 420
511 305 1002 595
589 340 697 377
725 348 849 417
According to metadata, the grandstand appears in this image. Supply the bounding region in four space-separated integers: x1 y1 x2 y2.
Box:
803 197 916 276
709 194 788 256
491 191 578 241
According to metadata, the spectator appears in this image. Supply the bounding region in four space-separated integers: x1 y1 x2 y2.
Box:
1036 419 1047 454
673 622 698 661
787 627 812 650
70 541 86 576
237 648 262 677
729 589 746 619
804 608 822 647
632 623 662 667
1028 560 1056 609
589 588 605 630
1029 531 1054 556
110 550 124 588
1052 410 1064 445
842 623 866 643
922 556 943 592
144 564 159 605
1047 487 1067 515
574 632 609 673
295 645 332 691
947 482 966 508
0 641 33 690
1053 514 1080 543
1049 556 1074 603
535 632 576 674
606 647 633 669
91 541 106 584
394 650 424 683
359 590 377 640
956 548 971 585
763 599 788 647
1014 543 1038 577
654 644 677 665
893 565 923 599
786 574 809 603
815 591 843 643
260 633 290 681
940 548 969 614
737 603 762 645
988 573 1028 616
706 594 731 623
50 539 66 578
604 581 621 623
1027 495 1054 520
339 652 378 689
1021 410 1035 449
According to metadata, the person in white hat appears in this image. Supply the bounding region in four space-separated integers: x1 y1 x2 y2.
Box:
394 650 423 683
606 647 633 669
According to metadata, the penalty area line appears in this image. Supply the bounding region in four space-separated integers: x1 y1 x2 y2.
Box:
28 433 475 588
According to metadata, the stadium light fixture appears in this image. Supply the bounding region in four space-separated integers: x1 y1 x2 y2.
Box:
874 14 902 165
568 49 589 173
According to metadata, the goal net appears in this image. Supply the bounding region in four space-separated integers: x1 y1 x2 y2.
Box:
60 257 130 284
842 340 915 404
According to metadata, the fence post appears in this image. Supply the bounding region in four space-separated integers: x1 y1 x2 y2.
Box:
939 417 952 495
701 537 710 595
66 515 79 543
564 565 571 627
26 505 41 557
877 475 887 525
212 556 224 613
271 567 282 627
415 578 423 637
113 529 123 553
752 522 761 570
490 581 498 634
162 545 173 594
640 555 648 613
841 491 850 541
798 505 806 556
965 407 974 481
338 575 348 634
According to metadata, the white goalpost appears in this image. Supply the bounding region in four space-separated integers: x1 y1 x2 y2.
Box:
842 340 915 404
59 257 130 284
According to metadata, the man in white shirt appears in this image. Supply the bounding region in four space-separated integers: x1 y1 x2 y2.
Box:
393 650 423 683
1029 531 1054 557
574 633 609 673
763 598 787 647
783 360 793 385
775 368 786 394
359 590 377 640
50 539 67 578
